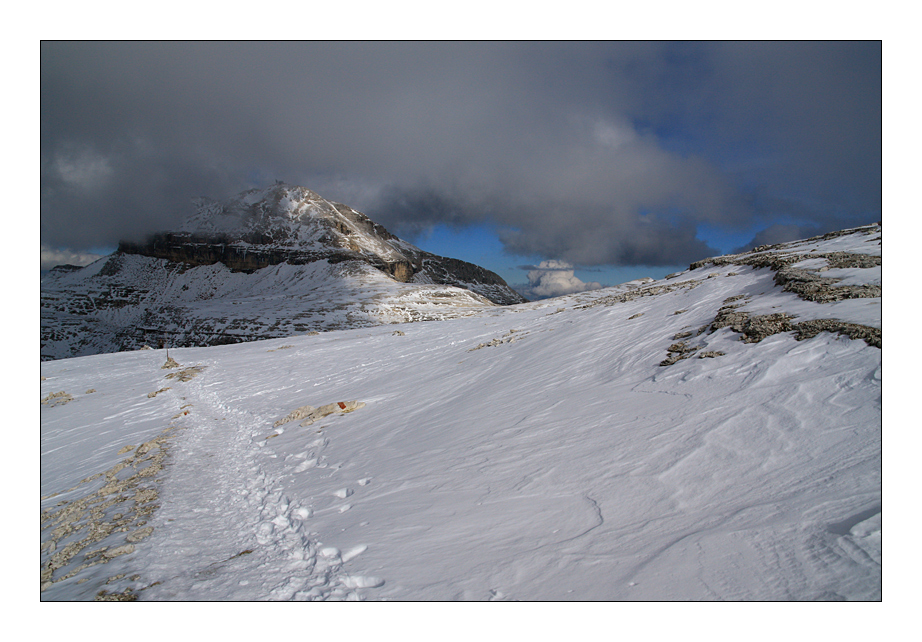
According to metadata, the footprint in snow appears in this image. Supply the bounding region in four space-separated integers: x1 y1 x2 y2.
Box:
341 575 384 589
341 544 367 562
293 458 318 473
256 522 275 544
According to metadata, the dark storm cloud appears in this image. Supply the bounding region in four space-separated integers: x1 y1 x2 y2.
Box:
732 223 826 254
690 42 881 232
41 41 881 266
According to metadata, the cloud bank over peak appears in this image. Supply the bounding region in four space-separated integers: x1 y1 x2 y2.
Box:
41 245 105 272
516 260 603 300
40 42 881 274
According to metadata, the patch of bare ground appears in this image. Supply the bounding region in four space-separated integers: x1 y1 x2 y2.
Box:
792 319 882 348
773 267 880 303
469 329 526 350
654 231 882 363
41 391 74 407
40 425 178 596
578 278 702 309
659 341 700 366
704 305 881 348
657 261 881 365
164 365 207 382
41 359 198 598
271 400 367 434
660 306 880 366
689 226 881 306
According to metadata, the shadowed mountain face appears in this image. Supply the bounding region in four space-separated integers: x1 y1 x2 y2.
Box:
41 185 525 360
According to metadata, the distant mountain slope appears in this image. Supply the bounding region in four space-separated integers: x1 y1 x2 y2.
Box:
41 184 525 360
41 223 880 601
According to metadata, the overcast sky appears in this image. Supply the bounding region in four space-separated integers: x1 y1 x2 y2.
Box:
41 41 881 293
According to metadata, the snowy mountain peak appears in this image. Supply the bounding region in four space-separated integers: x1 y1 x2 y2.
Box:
116 184 524 304
180 183 413 263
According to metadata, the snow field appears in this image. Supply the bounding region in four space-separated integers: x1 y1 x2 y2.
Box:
40 227 881 600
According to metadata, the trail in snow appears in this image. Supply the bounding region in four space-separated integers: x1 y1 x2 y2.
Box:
122 356 377 601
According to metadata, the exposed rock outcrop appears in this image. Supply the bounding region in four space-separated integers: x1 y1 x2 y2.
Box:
689 225 882 306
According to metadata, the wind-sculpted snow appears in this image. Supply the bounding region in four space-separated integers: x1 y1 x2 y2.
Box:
41 224 880 600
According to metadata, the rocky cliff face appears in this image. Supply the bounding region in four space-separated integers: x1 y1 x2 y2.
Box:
41 184 525 360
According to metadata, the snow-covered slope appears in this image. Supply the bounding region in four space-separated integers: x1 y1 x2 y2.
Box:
41 255 497 360
40 224 881 601
41 184 525 360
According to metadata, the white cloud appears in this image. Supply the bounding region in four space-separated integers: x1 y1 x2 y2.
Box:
41 245 105 271
593 119 639 149
53 147 113 191
519 260 603 300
